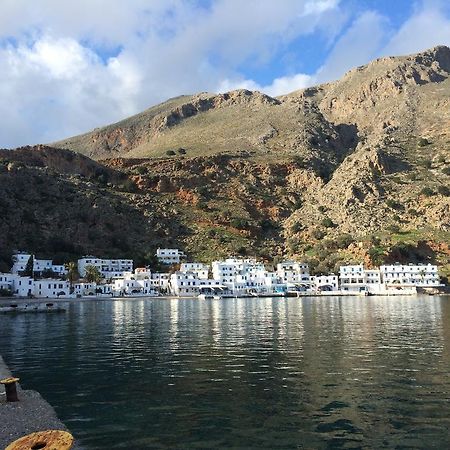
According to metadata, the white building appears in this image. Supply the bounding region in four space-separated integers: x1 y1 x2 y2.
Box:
113 271 158 296
210 258 287 295
74 282 98 296
33 279 70 298
0 273 15 292
77 256 133 279
156 248 186 265
277 261 310 285
170 271 224 297
310 275 339 291
339 264 367 292
212 258 265 284
180 263 209 279
380 263 441 287
14 276 34 297
12 253 67 276
339 263 442 294
142 272 171 292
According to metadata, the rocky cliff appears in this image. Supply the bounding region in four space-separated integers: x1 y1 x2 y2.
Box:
0 46 449 277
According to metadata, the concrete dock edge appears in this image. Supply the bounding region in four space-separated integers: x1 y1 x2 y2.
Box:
0 355 83 449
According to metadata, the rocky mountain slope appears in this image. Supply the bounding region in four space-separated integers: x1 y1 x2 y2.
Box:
1 46 449 278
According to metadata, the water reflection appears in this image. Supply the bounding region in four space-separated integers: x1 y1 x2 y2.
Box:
0 296 449 449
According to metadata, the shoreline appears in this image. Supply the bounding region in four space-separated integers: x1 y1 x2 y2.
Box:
0 291 448 306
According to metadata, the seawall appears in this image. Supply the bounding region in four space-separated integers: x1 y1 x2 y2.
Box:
0 355 82 449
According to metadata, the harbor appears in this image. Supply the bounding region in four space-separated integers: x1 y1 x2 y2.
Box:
1 294 449 449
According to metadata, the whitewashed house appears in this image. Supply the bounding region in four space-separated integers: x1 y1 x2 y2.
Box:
210 258 286 295
0 273 15 292
13 276 34 297
156 248 186 265
149 273 171 292
113 271 158 296
339 264 367 293
310 275 339 291
12 253 67 276
277 261 310 284
380 263 441 287
180 263 209 279
212 258 265 284
170 271 224 297
74 282 98 296
33 280 70 298
77 256 133 278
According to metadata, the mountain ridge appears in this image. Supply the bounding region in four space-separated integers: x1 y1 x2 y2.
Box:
0 46 449 278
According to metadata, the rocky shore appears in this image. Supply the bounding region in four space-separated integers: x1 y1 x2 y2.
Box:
0 355 82 449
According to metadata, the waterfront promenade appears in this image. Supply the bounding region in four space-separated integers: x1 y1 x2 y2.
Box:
0 355 81 449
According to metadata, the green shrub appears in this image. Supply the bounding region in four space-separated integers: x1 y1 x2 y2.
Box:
335 234 354 249
386 199 404 210
259 219 276 231
136 166 147 175
387 224 400 233
177 148 187 155
419 159 432 169
290 222 303 233
312 229 325 240
166 150 176 156
292 155 308 168
418 137 430 147
369 247 385 265
318 205 327 214
120 180 138 193
420 187 434 197
321 217 336 228
230 218 249 230
0 288 13 297
237 246 247 256
442 167 450 175
437 185 450 196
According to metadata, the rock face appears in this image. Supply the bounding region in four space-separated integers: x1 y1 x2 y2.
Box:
1 46 449 276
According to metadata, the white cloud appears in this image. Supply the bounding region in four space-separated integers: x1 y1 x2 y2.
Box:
217 73 313 97
314 11 389 83
383 4 450 55
0 0 449 148
0 0 345 147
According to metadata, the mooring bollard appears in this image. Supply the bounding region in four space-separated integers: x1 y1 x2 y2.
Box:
0 377 20 402
6 430 74 450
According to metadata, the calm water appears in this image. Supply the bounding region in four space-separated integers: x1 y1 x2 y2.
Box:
1 296 450 449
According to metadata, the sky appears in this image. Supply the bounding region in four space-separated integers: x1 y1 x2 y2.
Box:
0 0 449 148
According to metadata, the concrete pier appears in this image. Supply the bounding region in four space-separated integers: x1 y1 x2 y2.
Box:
0 355 82 449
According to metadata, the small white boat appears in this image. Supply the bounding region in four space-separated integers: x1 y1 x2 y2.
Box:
198 293 222 300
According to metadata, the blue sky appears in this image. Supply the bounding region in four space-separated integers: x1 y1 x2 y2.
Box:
0 0 449 148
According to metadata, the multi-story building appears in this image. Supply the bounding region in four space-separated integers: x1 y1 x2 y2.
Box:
310 275 339 291
156 248 186 265
180 263 209 279
339 264 367 292
77 257 133 278
276 261 310 284
33 279 70 298
0 273 15 292
380 263 441 287
12 253 67 276
170 271 223 297
212 258 265 284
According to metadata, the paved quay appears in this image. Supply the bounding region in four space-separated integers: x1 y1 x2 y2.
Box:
0 355 83 449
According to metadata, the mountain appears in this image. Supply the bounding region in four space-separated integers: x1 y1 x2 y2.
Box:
1 46 449 278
